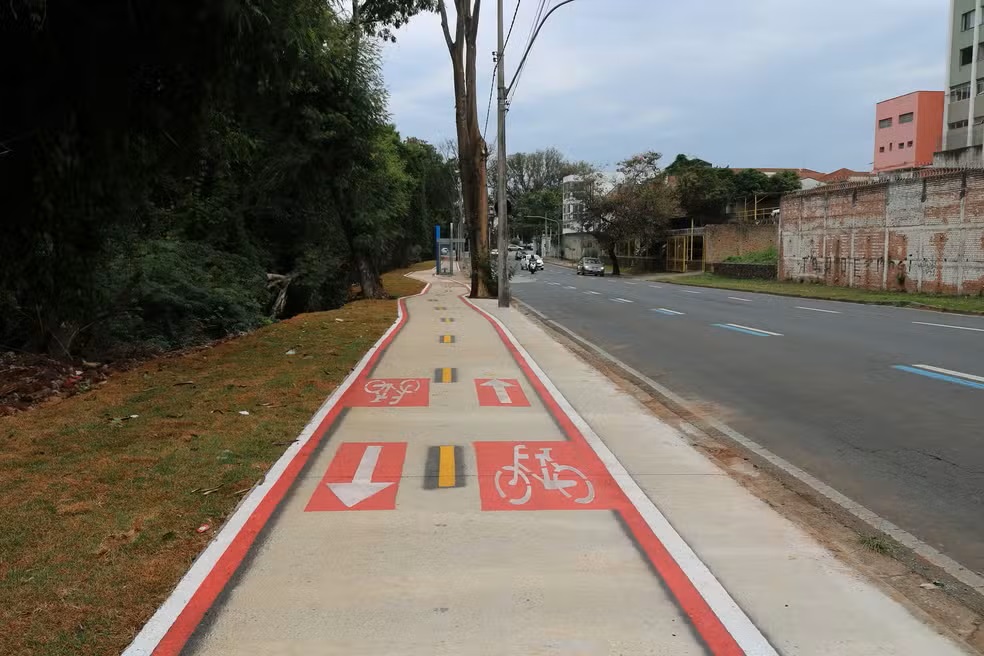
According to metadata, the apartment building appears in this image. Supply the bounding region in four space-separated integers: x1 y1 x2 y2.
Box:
873 92 944 172
945 0 984 149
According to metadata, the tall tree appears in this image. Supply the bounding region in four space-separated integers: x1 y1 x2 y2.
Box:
437 0 489 297
581 152 678 276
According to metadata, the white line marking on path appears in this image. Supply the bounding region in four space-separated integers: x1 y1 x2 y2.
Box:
652 308 685 315
727 323 783 336
611 298 634 303
912 321 984 333
564 285 577 289
683 290 702 294
728 297 753 302
649 285 663 289
584 290 601 295
624 281 638 285
913 364 984 384
464 300 779 656
796 306 841 314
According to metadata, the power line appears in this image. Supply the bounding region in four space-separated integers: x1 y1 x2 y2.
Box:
511 0 549 101
485 0 523 141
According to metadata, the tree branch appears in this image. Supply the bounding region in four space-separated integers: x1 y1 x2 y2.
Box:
469 0 481 41
438 0 455 53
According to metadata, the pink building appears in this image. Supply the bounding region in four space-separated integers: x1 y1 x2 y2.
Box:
873 91 944 172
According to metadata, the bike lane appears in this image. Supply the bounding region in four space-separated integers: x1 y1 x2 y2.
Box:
127 280 775 656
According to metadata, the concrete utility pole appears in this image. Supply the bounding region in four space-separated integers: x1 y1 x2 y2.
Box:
496 0 509 307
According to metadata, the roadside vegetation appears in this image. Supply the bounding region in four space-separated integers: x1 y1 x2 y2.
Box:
0 266 427 656
656 274 984 314
723 246 778 264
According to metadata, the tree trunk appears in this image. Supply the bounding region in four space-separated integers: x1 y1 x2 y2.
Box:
355 251 386 299
440 0 489 298
607 243 621 276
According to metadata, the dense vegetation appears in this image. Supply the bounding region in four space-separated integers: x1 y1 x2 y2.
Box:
0 0 455 360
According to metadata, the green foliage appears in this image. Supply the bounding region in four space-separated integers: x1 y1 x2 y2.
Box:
723 246 778 264
670 154 802 219
0 0 449 358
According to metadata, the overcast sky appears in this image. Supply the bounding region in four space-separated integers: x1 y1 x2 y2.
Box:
381 0 947 173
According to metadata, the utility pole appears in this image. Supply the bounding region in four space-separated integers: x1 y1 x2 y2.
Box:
496 0 509 307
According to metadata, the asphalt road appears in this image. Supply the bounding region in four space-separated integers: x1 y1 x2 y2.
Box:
513 263 984 577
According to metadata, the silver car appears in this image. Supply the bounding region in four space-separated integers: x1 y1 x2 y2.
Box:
576 257 604 276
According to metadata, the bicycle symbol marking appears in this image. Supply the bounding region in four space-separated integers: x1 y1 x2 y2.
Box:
363 379 421 406
494 444 594 506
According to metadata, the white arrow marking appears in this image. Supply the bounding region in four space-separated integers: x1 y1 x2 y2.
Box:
327 446 392 507
481 379 514 404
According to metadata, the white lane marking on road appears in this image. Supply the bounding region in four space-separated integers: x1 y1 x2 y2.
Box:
546 282 561 286
463 300 779 656
584 291 601 295
683 290 702 294
481 378 515 403
327 446 393 507
912 321 984 333
796 306 841 314
727 323 783 336
564 285 577 290
912 364 984 384
649 285 663 289
611 298 634 303
728 297 753 302
651 308 684 315
624 281 638 285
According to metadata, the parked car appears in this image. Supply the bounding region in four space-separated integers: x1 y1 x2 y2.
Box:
576 256 604 276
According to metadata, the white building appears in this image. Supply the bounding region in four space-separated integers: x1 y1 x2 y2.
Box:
561 172 623 234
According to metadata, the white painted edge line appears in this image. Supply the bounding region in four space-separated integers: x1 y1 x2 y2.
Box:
611 297 634 303
526 311 984 599
624 281 639 285
726 323 783 337
473 303 778 656
912 321 984 333
122 283 427 656
796 306 841 314
913 364 984 384
649 284 663 289
683 290 702 294
728 297 753 302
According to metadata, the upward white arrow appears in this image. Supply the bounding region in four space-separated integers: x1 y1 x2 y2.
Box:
328 446 392 507
481 379 513 404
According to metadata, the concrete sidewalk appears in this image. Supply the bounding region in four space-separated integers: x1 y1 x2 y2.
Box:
127 272 969 656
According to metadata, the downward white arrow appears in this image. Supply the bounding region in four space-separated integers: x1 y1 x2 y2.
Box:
327 445 392 507
481 379 513 404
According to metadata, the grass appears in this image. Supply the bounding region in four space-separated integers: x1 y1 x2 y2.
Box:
723 246 778 264
858 534 894 555
650 273 984 314
0 266 426 656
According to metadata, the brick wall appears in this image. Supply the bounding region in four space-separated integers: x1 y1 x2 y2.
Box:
705 224 777 263
779 171 984 295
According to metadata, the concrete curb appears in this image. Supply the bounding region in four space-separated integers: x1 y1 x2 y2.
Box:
513 297 984 617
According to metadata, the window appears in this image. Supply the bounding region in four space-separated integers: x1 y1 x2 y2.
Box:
899 112 914 124
879 146 885 153
951 83 972 102
878 118 892 128
961 46 974 66
889 143 893 151
949 119 969 129
907 141 913 148
963 10 976 31
978 78 984 95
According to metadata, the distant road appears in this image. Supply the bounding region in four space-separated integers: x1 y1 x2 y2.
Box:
515 263 984 576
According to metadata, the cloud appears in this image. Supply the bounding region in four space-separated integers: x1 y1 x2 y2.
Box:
381 0 948 171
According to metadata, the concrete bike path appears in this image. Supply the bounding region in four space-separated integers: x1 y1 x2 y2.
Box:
124 276 967 656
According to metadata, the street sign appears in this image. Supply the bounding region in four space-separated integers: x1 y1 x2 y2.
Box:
473 441 618 511
305 442 407 511
345 378 430 407
474 378 529 406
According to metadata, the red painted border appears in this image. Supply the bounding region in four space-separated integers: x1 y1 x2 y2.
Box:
458 295 744 656
151 290 423 655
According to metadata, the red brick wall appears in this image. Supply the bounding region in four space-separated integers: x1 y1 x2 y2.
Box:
705 224 777 263
779 171 984 295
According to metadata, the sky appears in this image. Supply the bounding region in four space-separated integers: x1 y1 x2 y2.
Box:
380 0 948 173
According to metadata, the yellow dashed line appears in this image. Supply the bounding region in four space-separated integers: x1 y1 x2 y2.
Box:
438 445 456 488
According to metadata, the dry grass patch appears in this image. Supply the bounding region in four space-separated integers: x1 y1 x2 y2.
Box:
0 267 425 656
